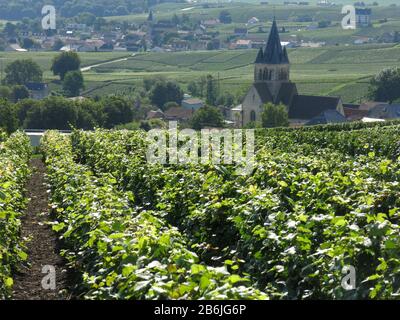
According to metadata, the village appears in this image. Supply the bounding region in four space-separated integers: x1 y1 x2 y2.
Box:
2 2 398 54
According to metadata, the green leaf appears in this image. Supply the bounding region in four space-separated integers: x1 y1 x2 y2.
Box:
5 277 13 288
228 275 249 284
18 250 28 261
200 275 210 290
191 264 206 275
109 233 125 239
52 222 65 232
278 181 288 188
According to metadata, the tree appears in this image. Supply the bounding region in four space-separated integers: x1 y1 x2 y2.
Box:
15 99 40 126
172 14 180 26
206 74 218 106
219 10 232 24
24 97 78 130
63 70 85 97
21 38 35 49
261 103 289 128
102 96 134 128
0 99 18 133
187 81 198 96
164 101 179 110
3 59 43 85
0 86 11 100
216 92 235 107
4 23 17 37
11 85 30 102
190 105 224 130
75 99 105 128
150 80 183 110
52 39 65 51
51 51 81 80
369 67 400 103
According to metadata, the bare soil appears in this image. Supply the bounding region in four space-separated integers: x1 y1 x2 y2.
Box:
12 158 69 300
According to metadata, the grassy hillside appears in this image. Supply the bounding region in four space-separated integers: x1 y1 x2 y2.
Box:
81 43 400 103
2 43 399 103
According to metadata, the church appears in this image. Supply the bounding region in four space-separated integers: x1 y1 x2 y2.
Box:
232 18 346 127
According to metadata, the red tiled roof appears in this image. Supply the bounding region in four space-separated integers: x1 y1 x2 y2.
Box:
164 107 194 120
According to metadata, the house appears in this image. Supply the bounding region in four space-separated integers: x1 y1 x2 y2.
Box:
356 8 372 27
98 43 114 52
317 0 334 6
25 82 49 100
368 104 400 119
247 17 260 25
201 19 220 27
60 44 78 52
343 103 368 121
233 39 252 49
289 96 344 125
230 105 243 128
354 36 371 45
182 98 204 110
164 107 194 122
170 39 190 51
77 40 105 52
237 18 345 127
147 109 165 120
359 101 389 111
5 44 27 52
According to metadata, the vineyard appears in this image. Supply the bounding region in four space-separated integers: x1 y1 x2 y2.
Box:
0 132 31 299
1 122 400 299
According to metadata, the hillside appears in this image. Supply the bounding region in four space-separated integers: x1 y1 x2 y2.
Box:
0 0 181 19
79 44 400 103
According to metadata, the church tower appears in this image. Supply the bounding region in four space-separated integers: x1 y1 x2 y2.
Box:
254 18 290 99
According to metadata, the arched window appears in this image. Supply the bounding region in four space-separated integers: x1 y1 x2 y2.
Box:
270 70 274 80
259 69 262 80
263 69 267 80
250 110 256 122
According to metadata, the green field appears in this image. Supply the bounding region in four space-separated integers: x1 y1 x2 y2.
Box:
2 42 399 103
80 43 400 103
106 2 400 46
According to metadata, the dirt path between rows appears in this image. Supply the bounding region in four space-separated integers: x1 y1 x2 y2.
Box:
12 158 69 300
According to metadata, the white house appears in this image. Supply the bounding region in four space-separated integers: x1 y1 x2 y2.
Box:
182 98 204 110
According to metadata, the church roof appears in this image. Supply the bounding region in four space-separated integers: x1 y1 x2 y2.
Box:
253 82 274 103
306 109 347 126
255 18 289 64
275 82 297 105
255 47 263 63
289 95 341 119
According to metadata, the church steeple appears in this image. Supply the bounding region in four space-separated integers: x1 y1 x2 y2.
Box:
255 47 263 63
253 17 290 96
147 10 154 22
255 17 289 65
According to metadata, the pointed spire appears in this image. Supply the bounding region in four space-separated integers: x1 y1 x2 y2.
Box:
282 46 289 64
255 47 264 63
263 17 289 64
147 10 153 22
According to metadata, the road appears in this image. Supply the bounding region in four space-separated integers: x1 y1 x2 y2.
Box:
80 53 136 72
